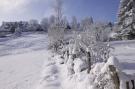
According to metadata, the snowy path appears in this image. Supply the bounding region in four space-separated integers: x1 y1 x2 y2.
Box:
0 32 53 89
0 50 50 89
0 32 63 89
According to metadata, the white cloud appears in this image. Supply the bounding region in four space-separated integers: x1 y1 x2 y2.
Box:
0 0 57 24
0 0 29 13
0 0 54 13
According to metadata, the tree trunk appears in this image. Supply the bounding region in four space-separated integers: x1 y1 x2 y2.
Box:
131 80 135 89
126 81 130 89
87 51 91 73
109 65 120 89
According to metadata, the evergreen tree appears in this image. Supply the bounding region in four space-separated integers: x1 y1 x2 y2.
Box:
118 0 135 40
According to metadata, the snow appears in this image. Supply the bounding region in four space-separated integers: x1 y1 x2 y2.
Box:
73 58 88 73
36 57 62 89
101 56 121 73
110 40 135 75
0 32 51 89
92 63 105 74
55 55 64 64
0 32 135 89
109 32 118 38
0 50 50 89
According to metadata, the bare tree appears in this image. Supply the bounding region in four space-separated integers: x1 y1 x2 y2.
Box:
48 0 65 52
54 0 63 26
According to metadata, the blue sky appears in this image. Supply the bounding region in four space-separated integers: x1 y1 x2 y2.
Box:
65 0 120 22
0 0 120 23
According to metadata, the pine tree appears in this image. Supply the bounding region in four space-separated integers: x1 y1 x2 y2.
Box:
118 0 135 40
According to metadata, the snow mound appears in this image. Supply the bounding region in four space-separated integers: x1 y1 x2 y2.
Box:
54 55 64 64
91 63 105 74
109 32 118 38
102 56 122 72
74 58 88 73
107 56 121 69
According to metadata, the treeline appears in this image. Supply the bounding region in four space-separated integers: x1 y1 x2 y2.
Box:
0 16 114 33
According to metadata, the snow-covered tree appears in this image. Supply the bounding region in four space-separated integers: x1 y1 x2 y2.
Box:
28 19 40 31
49 15 55 25
40 18 49 32
62 16 69 29
48 0 65 52
118 0 135 40
80 16 93 31
78 27 112 73
71 16 78 31
53 0 63 25
13 23 23 37
14 27 22 37
110 24 123 40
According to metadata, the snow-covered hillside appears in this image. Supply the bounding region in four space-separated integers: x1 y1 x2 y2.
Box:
0 32 135 89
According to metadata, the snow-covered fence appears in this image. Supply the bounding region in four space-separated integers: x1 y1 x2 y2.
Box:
124 76 135 89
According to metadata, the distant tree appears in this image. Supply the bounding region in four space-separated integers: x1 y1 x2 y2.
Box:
107 22 113 28
49 15 55 26
28 19 40 31
54 0 63 25
10 23 17 33
80 16 93 31
40 18 49 32
62 16 69 29
14 27 22 37
71 16 78 30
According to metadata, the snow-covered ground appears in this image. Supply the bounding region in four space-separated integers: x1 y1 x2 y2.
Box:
0 32 52 89
0 32 135 89
110 40 135 75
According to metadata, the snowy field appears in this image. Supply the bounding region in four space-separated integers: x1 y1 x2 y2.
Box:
0 32 135 89
0 32 52 89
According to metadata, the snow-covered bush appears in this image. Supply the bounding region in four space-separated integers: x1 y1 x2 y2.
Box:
63 22 113 74
74 58 88 73
63 56 121 89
